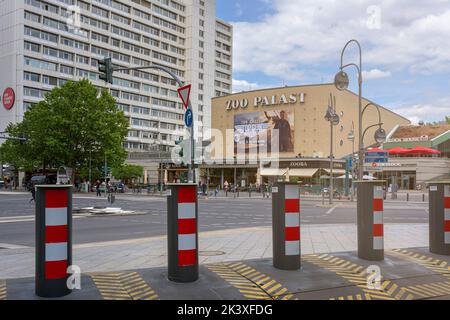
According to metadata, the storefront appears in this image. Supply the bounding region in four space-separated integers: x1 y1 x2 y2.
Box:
377 124 450 189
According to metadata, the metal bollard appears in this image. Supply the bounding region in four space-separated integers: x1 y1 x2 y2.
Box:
356 181 385 261
167 184 199 283
407 193 409 202
428 181 450 255
35 185 72 298
272 183 301 270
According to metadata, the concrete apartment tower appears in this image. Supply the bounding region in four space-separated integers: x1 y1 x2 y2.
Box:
0 0 232 183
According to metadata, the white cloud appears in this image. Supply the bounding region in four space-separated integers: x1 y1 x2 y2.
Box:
362 69 392 80
393 99 450 124
232 0 450 78
232 79 261 93
235 2 243 17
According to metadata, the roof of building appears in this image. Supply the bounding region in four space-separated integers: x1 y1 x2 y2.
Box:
213 83 411 123
391 124 450 139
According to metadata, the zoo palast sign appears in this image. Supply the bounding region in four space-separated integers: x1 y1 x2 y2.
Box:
226 93 306 111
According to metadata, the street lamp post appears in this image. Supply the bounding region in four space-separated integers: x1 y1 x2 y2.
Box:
335 41 388 180
335 40 363 181
361 102 387 149
324 94 340 205
348 122 355 201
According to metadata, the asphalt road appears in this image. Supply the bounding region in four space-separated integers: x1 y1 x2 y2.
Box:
0 193 429 248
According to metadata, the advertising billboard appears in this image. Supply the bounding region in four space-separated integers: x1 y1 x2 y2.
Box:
234 110 295 153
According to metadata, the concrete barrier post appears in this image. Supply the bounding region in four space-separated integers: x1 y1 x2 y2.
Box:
167 184 199 282
356 181 385 261
35 185 72 298
428 181 450 255
272 182 301 270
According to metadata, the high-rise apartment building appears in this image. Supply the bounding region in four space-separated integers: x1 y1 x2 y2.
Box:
0 0 232 182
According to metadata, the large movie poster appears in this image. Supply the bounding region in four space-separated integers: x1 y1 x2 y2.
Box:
234 110 295 153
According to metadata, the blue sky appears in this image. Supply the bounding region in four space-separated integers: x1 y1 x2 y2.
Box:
216 0 450 124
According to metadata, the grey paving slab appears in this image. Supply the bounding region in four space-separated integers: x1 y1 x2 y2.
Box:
3 248 450 300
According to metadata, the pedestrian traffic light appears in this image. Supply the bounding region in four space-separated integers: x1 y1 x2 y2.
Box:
98 57 113 84
173 139 191 166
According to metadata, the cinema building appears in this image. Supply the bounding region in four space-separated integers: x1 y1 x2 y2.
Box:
200 83 410 189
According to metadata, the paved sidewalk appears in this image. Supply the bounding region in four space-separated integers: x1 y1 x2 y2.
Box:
0 223 428 280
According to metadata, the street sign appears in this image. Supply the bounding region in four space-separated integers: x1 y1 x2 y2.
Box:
365 157 388 163
185 108 193 127
177 84 191 109
365 151 388 164
365 163 383 172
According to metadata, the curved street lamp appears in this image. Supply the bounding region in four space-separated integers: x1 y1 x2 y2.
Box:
362 102 387 147
347 122 356 201
324 94 340 205
335 39 363 181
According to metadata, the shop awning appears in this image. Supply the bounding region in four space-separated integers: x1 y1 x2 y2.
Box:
407 146 441 155
388 147 410 155
288 169 319 178
323 169 346 175
260 168 288 176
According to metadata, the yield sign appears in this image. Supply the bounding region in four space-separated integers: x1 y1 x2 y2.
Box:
177 84 191 109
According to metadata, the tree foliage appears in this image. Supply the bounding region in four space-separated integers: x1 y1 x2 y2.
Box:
112 164 144 182
0 79 129 179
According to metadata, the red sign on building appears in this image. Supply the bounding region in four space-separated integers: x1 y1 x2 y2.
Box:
2 87 15 110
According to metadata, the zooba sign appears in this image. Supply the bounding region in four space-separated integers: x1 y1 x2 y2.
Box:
226 93 306 111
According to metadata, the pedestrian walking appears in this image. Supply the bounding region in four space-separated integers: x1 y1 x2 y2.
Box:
202 182 207 196
96 180 101 197
214 186 219 197
28 182 35 203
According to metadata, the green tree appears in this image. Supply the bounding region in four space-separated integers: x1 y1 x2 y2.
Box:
112 164 144 183
446 116 450 124
1 79 129 182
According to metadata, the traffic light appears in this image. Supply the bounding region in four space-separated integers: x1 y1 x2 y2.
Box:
172 139 191 165
98 57 113 84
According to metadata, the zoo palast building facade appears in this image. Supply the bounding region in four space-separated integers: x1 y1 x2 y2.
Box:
201 83 411 187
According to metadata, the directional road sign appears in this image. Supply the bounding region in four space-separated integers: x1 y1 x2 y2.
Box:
185 108 193 127
365 151 388 164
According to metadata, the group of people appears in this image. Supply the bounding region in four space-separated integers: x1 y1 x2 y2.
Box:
197 180 273 198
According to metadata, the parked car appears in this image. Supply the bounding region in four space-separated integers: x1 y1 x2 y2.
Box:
0 180 4 189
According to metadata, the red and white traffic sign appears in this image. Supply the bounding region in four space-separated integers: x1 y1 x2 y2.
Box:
2 87 15 110
177 84 191 109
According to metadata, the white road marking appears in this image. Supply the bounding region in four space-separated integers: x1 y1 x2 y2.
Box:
0 214 88 224
326 206 338 215
0 243 31 249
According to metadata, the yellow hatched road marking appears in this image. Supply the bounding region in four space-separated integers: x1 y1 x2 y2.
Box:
402 281 450 299
0 281 6 300
207 262 292 300
90 272 159 300
303 254 416 300
389 249 450 280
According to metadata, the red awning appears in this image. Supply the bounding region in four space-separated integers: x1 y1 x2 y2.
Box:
366 147 387 153
406 146 441 155
388 147 410 155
